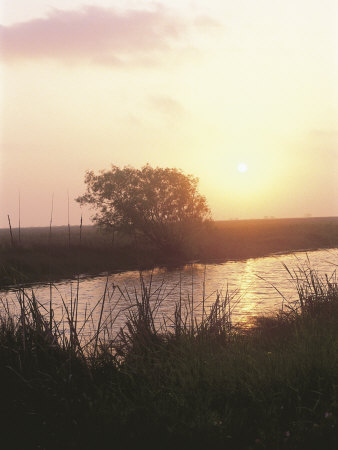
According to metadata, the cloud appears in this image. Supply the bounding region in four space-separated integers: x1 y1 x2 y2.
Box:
149 95 186 117
194 15 223 30
310 129 338 139
0 6 222 66
309 129 338 158
0 6 192 66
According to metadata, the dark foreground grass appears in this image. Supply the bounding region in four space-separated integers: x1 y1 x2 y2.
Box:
0 217 337 287
1 269 338 449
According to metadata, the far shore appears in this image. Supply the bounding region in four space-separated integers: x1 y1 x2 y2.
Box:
0 216 337 288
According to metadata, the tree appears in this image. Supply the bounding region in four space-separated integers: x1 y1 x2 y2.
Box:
76 164 211 254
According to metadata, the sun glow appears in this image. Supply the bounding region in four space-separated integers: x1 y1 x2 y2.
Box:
237 163 248 173
0 1 336 227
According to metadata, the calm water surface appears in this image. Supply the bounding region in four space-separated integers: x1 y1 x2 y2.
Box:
2 248 337 336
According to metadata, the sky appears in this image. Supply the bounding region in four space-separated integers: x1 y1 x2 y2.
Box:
0 0 337 227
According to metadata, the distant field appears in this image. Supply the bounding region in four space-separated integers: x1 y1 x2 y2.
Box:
209 216 338 259
1 217 337 250
0 217 337 287
0 225 124 249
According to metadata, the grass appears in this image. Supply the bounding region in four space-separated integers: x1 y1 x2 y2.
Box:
0 216 337 287
1 266 338 449
207 216 338 259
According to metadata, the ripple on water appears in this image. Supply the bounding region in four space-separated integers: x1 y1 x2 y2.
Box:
1 248 337 335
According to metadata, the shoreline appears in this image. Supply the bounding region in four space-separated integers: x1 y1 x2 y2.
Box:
1 216 337 288
1 244 337 291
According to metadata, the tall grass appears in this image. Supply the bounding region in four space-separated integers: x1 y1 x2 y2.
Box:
1 266 338 449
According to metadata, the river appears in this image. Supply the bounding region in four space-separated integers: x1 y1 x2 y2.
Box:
1 248 337 337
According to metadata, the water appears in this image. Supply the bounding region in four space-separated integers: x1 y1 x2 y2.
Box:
1 248 337 336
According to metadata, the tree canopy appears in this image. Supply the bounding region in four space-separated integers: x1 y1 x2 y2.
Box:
76 165 211 253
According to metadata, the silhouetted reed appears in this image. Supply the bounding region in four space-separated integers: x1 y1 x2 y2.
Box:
1 265 338 449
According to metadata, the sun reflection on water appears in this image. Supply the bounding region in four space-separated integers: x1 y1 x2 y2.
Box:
1 249 337 335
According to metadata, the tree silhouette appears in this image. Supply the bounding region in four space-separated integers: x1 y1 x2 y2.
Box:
76 164 211 253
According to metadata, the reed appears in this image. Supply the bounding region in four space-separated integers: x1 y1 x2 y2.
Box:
0 266 338 449
7 215 14 248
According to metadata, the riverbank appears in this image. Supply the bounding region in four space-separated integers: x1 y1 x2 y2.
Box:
0 269 337 449
0 217 337 288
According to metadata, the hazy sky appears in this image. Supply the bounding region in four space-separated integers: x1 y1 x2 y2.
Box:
1 0 337 227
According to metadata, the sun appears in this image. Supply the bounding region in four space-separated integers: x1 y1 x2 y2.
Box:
237 162 248 173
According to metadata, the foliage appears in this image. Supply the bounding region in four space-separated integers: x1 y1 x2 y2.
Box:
76 165 211 253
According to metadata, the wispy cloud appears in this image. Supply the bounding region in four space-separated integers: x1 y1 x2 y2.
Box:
194 15 223 30
309 128 338 158
310 129 338 139
149 95 186 118
0 6 218 66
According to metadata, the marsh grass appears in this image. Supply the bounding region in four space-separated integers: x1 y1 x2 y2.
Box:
0 266 338 449
0 216 337 288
